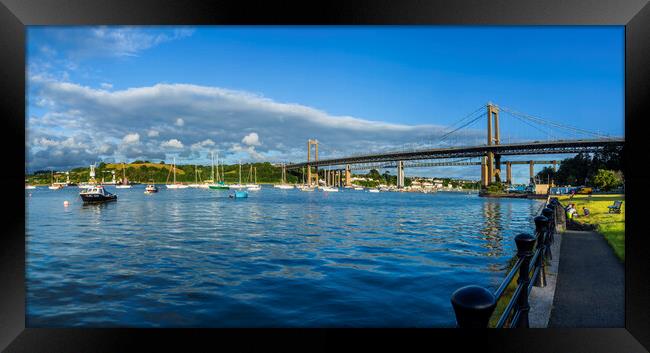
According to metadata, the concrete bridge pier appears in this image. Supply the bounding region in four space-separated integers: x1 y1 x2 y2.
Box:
397 161 405 188
529 161 535 183
506 161 512 185
345 164 351 187
494 155 501 182
481 156 488 188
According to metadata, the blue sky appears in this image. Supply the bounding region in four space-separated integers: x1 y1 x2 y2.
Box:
26 26 624 182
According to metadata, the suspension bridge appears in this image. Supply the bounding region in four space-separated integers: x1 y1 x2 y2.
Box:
284 102 624 188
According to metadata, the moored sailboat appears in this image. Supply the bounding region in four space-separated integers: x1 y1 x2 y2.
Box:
247 166 261 190
228 160 245 189
166 158 189 189
208 152 229 190
115 163 132 188
274 163 294 189
48 170 64 190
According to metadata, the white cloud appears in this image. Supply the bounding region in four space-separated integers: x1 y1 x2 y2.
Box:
122 132 140 144
161 138 184 149
191 139 215 150
49 27 195 59
100 82 113 90
231 143 263 160
27 78 486 170
242 132 261 146
175 118 185 127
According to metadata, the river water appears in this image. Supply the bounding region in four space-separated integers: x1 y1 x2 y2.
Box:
26 186 542 327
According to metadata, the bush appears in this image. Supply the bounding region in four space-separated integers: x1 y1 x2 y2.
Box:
486 182 505 193
592 169 622 191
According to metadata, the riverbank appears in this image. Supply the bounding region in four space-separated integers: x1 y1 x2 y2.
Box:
479 192 547 199
557 194 625 261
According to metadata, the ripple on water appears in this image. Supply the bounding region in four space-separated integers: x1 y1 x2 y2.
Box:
26 187 540 327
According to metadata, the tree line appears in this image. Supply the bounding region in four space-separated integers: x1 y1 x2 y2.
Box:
534 145 624 191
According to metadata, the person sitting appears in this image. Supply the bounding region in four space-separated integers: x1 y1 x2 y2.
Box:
566 205 575 220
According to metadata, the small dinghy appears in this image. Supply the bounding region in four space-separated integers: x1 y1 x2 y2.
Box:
230 190 249 199
144 184 158 193
79 185 117 203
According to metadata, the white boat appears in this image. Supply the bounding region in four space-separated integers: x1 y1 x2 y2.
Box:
247 185 261 191
25 185 36 189
354 187 364 191
165 158 188 189
322 187 339 192
166 184 189 189
275 184 294 189
368 189 380 193
300 186 315 192
144 184 158 193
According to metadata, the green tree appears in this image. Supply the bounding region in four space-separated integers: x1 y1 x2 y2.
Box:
592 169 622 191
367 169 382 180
535 166 556 184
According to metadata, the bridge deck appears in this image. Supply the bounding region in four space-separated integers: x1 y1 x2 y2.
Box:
286 138 623 169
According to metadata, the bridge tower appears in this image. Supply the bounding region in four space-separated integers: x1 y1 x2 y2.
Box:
345 164 352 187
506 161 512 185
307 139 319 186
481 156 488 187
486 103 500 186
397 161 405 188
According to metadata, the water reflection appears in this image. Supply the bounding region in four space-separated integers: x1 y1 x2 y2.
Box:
480 201 505 258
26 187 540 327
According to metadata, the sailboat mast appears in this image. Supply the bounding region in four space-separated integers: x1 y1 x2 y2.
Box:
211 152 215 182
239 160 242 184
173 157 176 184
254 167 257 184
215 152 219 182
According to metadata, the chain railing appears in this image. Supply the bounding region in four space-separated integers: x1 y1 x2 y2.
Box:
450 196 563 328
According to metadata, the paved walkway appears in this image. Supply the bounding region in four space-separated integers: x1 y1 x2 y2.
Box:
548 230 624 327
528 230 562 328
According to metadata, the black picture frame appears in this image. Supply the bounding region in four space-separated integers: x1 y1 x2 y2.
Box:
1 0 649 351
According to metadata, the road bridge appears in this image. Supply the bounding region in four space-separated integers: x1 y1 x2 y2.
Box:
284 103 624 188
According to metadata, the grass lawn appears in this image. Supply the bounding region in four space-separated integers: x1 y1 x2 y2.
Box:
558 194 625 262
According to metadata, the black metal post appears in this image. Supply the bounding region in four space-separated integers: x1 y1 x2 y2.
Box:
450 285 497 328
541 207 555 259
533 216 549 287
514 233 535 328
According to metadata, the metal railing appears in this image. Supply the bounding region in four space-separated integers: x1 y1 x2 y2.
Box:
449 196 563 328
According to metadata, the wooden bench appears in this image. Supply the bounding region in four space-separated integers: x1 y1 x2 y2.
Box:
607 200 623 214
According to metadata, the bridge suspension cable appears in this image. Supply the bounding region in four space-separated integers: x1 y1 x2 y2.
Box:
497 105 615 140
